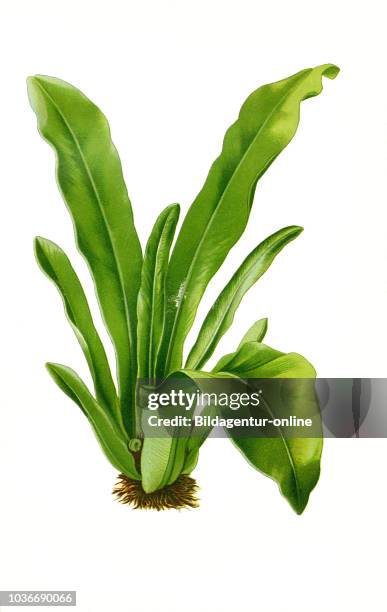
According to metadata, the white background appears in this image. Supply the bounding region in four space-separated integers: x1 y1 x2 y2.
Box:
1 1 387 610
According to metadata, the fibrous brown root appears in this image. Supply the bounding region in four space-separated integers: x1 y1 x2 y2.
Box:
113 474 199 510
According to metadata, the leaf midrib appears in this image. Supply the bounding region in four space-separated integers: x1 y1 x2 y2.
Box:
257 394 302 510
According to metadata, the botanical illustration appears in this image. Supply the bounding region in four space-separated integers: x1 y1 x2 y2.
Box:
28 64 338 512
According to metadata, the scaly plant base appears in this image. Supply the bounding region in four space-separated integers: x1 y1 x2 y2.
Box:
113 474 200 510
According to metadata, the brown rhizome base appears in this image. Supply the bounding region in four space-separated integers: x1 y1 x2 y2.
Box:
113 474 200 510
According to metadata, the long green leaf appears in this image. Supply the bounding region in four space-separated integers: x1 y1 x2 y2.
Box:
46 363 140 479
186 226 302 369
214 340 320 513
137 204 180 381
34 237 124 431
28 76 143 436
158 64 339 376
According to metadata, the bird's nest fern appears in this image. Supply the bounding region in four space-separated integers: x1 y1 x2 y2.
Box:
28 64 339 513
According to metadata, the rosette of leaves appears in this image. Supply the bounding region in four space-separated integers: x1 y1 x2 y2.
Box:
28 64 338 513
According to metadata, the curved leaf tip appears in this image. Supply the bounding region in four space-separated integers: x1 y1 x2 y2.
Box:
320 64 340 79
303 63 340 99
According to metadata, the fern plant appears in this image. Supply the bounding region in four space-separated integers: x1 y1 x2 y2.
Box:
28 64 338 513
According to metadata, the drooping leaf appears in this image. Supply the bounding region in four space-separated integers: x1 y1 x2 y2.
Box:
28 76 143 436
230 395 322 514
186 226 302 369
46 363 140 479
214 340 320 513
34 237 124 432
158 64 339 375
138 204 180 381
237 317 268 349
